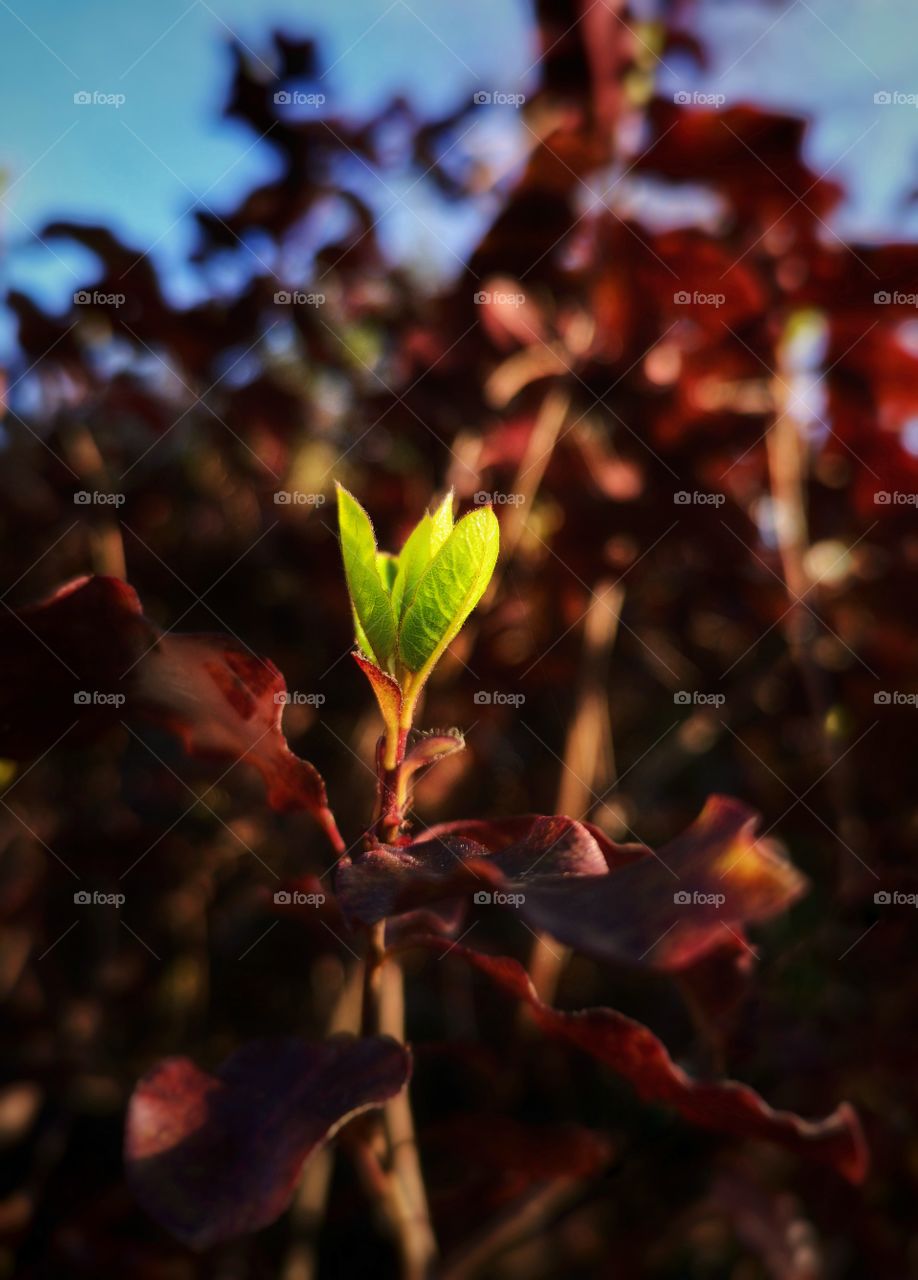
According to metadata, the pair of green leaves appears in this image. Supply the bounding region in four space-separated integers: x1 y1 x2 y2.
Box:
336 486 499 719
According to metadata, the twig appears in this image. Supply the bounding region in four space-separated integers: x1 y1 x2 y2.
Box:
356 726 438 1279
440 1176 598 1280
380 958 438 1280
527 580 622 1005
282 959 364 1280
767 335 866 884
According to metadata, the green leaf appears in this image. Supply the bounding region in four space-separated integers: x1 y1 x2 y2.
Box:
336 486 397 667
428 491 454 554
377 552 398 593
398 506 499 680
391 492 454 620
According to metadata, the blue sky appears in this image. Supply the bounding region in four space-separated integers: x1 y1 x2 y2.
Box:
0 0 535 327
1 0 917 355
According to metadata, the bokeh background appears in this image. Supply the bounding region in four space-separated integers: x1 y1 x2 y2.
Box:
2 0 918 1275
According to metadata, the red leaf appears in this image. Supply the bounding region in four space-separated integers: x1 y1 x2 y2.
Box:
512 797 808 971
125 1035 411 1249
414 941 867 1184
335 835 493 925
0 576 340 839
352 651 402 728
402 728 465 779
424 813 652 869
338 800 806 972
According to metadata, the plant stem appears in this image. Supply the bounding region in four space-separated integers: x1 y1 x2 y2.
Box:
360 720 438 1278
380 959 438 1280
768 331 866 886
361 919 387 1036
282 960 364 1280
525 580 622 1006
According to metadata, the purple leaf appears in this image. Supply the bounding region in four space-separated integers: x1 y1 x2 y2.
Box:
125 1035 411 1249
338 799 807 972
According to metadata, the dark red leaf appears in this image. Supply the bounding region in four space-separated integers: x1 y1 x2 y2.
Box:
511 797 808 971
0 576 339 838
335 835 492 925
424 813 651 869
125 1035 411 1249
413 941 867 1184
339 800 807 972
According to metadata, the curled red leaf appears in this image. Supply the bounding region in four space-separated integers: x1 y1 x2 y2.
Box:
412 941 867 1184
337 799 807 972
